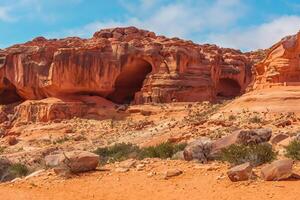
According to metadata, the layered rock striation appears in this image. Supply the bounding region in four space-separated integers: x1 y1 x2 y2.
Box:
254 31 300 89
0 27 253 105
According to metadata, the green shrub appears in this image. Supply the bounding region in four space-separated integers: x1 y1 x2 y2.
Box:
94 142 187 164
9 163 29 178
218 143 276 166
94 143 140 164
249 115 262 123
139 142 187 159
0 146 5 154
228 115 236 121
285 140 300 160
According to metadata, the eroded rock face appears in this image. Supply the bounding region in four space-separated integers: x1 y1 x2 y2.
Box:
254 31 300 89
0 27 253 105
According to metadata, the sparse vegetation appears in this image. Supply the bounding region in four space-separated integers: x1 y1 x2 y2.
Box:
139 142 187 159
94 143 141 164
94 142 187 164
53 136 70 145
249 115 262 123
285 140 300 160
228 114 236 121
9 163 29 178
218 143 276 166
0 146 5 154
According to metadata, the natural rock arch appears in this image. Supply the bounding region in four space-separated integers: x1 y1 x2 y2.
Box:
0 78 23 104
216 78 241 99
108 58 152 104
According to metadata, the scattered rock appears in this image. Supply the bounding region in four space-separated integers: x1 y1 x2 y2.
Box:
147 171 156 177
227 162 253 182
172 151 184 160
163 169 183 179
45 151 99 174
274 119 292 128
136 164 145 171
118 159 136 169
7 136 18 146
183 138 212 163
261 159 293 181
271 133 289 145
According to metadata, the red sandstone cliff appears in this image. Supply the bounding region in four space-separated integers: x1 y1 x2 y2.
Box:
254 31 300 89
0 27 253 105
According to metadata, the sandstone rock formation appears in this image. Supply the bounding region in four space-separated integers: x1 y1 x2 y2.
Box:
0 27 253 106
254 31 300 89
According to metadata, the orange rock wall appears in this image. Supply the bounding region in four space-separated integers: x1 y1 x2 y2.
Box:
0 27 253 104
254 31 300 89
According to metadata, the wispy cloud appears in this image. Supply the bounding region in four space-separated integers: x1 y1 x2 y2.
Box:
0 0 82 23
207 15 300 50
54 0 245 39
0 6 14 22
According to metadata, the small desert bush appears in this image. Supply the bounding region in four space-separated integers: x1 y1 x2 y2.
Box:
139 142 187 159
249 115 262 124
218 143 276 166
0 146 5 154
228 115 236 121
94 143 140 164
285 140 300 160
9 163 29 178
94 142 187 164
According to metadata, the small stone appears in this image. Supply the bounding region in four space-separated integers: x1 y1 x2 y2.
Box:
147 171 156 177
118 159 136 169
136 164 145 171
7 136 18 146
227 162 253 182
163 169 183 179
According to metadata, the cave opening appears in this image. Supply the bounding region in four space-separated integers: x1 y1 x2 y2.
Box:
216 78 241 99
0 78 23 105
108 58 152 104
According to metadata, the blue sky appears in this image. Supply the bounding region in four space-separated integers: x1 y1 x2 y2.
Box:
0 0 300 51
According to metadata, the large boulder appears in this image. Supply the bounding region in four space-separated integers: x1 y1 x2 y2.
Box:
211 128 272 154
183 138 212 163
227 162 253 182
45 151 100 173
261 159 293 181
236 128 272 145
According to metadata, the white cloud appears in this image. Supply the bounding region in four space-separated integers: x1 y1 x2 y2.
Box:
207 15 300 51
0 6 14 22
56 0 244 39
